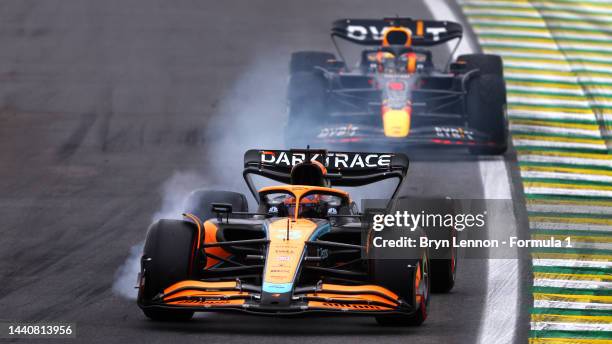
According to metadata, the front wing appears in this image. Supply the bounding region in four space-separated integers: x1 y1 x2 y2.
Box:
139 280 415 316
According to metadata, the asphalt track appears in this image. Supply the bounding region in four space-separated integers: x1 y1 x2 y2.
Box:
0 1 524 343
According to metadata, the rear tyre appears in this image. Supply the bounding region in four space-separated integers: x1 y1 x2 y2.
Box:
138 219 197 321
185 189 248 222
457 54 503 76
459 54 507 155
466 76 507 155
289 51 336 74
398 196 456 293
287 51 334 147
286 71 328 145
430 252 456 293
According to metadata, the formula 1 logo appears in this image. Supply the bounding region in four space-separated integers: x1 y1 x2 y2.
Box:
347 25 447 41
435 127 475 140
317 124 359 138
260 151 392 169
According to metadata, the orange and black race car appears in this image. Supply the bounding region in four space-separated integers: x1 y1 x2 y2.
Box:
137 149 456 325
286 17 507 155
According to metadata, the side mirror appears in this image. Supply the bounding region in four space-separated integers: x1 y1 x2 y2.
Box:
211 203 232 222
449 61 467 74
326 60 346 70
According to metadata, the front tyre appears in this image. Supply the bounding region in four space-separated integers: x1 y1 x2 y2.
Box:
374 257 430 326
138 219 197 321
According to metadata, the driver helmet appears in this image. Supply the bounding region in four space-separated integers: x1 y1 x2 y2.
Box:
290 160 330 187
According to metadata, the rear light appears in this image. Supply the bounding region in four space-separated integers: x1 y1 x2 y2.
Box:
387 82 405 91
431 139 452 145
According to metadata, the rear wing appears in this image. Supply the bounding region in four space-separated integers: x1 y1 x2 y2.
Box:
243 149 409 201
331 18 462 46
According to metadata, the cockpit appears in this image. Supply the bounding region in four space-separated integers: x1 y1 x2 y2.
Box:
258 186 350 219
362 49 432 74
360 25 433 74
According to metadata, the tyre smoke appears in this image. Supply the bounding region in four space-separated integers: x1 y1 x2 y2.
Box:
112 53 395 300
112 172 209 300
112 242 143 300
111 55 286 300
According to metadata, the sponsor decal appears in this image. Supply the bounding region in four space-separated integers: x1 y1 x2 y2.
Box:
260 151 392 169
317 248 329 260
264 219 318 290
274 230 303 240
347 25 393 40
426 27 447 41
317 124 359 138
435 127 474 140
346 25 447 42
273 248 294 254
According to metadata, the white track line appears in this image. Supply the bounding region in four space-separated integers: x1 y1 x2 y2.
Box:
533 278 612 289
530 221 612 232
425 2 519 344
526 203 612 215
534 299 612 311
531 321 612 331
533 259 612 269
